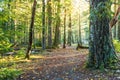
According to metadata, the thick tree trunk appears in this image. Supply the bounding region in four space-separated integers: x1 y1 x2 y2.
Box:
47 0 52 48
53 0 61 48
63 8 66 48
42 0 46 50
25 0 37 59
87 0 118 68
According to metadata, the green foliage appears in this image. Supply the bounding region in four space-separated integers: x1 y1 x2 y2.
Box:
0 28 12 55
0 60 14 68
0 68 22 80
113 40 120 52
15 49 25 58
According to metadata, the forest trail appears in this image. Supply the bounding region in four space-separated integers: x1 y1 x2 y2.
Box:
17 48 120 80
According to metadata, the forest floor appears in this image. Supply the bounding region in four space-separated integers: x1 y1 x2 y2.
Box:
16 47 120 80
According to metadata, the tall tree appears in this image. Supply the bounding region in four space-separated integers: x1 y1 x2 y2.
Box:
63 8 66 48
67 13 72 46
47 0 52 48
76 8 82 50
78 11 82 46
53 0 61 47
87 0 118 68
42 0 46 50
25 0 37 59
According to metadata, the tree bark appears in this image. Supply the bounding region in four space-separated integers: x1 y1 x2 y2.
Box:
25 0 37 59
87 0 118 69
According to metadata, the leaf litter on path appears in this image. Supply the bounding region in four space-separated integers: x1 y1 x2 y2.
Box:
16 48 120 80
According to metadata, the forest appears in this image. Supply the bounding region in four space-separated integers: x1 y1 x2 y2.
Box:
0 0 120 80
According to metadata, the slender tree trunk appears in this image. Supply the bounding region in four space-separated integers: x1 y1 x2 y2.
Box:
63 8 66 48
76 11 82 50
25 0 37 59
78 13 82 45
87 0 118 68
47 0 52 48
42 0 46 50
67 13 72 46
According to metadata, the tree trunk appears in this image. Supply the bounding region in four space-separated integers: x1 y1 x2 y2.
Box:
63 8 66 48
76 10 82 50
42 0 46 50
78 12 82 45
87 0 118 69
53 0 61 48
25 0 37 59
67 13 72 46
47 0 52 48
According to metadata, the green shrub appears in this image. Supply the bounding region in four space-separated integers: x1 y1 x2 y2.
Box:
113 40 120 52
0 61 14 68
15 49 25 58
0 29 13 57
0 68 22 80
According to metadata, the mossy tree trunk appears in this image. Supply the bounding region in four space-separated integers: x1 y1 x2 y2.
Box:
87 0 118 68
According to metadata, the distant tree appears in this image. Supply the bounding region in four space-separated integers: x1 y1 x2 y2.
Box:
67 13 72 46
47 0 52 48
87 0 118 68
76 8 82 50
42 0 46 50
63 8 66 48
25 0 37 59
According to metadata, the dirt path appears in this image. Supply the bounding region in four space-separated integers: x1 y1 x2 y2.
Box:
17 48 120 80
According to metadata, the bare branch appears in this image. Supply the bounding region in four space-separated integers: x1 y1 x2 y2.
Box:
109 6 120 28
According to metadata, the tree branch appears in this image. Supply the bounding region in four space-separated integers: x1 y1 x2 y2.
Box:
109 6 120 28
